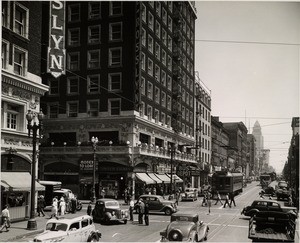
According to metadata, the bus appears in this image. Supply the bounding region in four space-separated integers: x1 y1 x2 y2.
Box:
211 171 243 196
260 173 271 189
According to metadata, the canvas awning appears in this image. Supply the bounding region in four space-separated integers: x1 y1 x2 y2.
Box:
147 173 162 183
1 172 45 192
135 173 156 184
154 173 171 183
166 173 184 183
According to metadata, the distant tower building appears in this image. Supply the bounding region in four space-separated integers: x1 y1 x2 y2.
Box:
252 121 264 173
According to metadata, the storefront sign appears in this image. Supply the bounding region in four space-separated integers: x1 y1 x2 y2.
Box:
98 166 132 172
47 1 66 78
80 160 98 171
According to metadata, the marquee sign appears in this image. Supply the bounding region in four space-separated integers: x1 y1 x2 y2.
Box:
47 1 66 78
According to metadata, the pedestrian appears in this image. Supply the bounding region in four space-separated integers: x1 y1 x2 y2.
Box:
152 187 156 195
214 191 223 205
71 197 77 213
129 197 134 221
50 197 59 219
202 192 207 206
37 195 46 217
175 190 180 206
229 192 236 207
207 192 212 215
60 197 66 216
0 205 10 233
223 193 231 208
87 202 92 216
124 188 128 204
138 199 145 224
144 202 149 226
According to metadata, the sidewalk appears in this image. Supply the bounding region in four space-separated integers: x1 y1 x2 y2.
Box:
0 211 85 242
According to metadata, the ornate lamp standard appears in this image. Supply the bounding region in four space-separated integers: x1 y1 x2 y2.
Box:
26 109 44 230
91 136 98 202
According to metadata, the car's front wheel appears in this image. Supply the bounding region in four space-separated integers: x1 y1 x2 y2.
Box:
123 219 127 224
165 208 172 216
88 233 99 242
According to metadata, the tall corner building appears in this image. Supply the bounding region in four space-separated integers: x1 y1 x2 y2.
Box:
252 120 265 172
39 1 198 199
1 1 49 221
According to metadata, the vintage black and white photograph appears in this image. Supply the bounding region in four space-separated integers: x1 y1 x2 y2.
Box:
1 0 299 242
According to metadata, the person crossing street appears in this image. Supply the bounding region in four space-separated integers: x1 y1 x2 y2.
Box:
214 191 223 206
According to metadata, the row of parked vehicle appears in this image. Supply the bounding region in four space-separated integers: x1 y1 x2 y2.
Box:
241 180 298 242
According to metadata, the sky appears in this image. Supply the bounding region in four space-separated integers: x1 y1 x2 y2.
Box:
194 1 300 173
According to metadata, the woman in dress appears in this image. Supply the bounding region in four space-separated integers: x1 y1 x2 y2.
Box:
59 197 66 216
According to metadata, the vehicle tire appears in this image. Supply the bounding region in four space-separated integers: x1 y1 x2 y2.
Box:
88 233 99 242
124 219 127 224
76 205 82 211
165 208 172 216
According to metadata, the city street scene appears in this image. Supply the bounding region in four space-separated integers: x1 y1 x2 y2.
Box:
1 1 299 242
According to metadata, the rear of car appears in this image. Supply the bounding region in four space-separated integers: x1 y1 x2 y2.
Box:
181 188 198 201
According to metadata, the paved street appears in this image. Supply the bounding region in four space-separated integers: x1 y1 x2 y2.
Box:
5 181 298 242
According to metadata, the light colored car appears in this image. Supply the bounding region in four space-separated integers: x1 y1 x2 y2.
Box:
160 213 209 242
181 188 198 201
33 215 101 242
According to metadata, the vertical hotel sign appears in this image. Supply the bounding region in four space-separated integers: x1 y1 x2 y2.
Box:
47 1 66 78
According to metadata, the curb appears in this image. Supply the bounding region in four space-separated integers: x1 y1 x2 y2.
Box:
6 229 44 242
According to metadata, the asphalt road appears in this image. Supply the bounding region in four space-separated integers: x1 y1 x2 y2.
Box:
16 181 299 242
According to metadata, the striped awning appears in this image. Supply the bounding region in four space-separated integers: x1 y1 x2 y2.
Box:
147 173 162 183
136 173 156 184
1 172 45 191
154 173 171 183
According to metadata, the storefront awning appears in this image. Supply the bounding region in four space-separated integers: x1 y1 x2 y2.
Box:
166 173 183 183
147 173 162 183
136 173 156 184
1 172 45 191
154 173 171 183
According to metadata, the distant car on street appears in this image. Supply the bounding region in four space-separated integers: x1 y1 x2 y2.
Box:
241 199 297 220
160 213 209 242
92 198 128 224
181 188 198 201
135 195 177 215
33 215 101 242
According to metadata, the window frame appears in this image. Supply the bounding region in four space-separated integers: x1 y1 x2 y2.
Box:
48 103 59 119
109 98 121 116
67 101 79 117
87 100 99 117
2 40 9 70
67 76 79 95
108 72 122 91
67 52 80 71
87 49 100 69
68 3 81 22
109 22 122 42
68 28 80 46
88 25 101 44
109 47 122 67
13 45 28 77
109 2 123 16
87 74 100 93
13 2 29 39
88 2 101 20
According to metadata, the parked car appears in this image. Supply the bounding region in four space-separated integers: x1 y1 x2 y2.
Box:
275 181 291 200
92 198 128 224
33 215 101 242
160 213 209 242
241 199 297 220
181 188 198 201
53 190 82 212
135 195 177 215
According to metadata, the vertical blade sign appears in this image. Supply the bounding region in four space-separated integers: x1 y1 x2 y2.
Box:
47 1 65 78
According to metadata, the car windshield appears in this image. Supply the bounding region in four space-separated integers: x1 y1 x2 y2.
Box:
46 223 68 231
105 201 119 207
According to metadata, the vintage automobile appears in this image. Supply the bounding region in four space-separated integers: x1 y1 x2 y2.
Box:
33 215 101 242
181 188 198 201
241 199 297 220
53 190 82 212
275 181 291 200
92 198 128 224
160 213 209 242
135 195 177 215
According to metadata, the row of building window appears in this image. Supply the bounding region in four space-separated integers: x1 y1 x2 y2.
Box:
2 40 28 77
68 2 123 22
49 73 120 95
68 23 122 46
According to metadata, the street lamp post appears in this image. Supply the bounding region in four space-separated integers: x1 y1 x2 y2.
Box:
169 144 174 196
26 109 44 230
91 136 98 202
